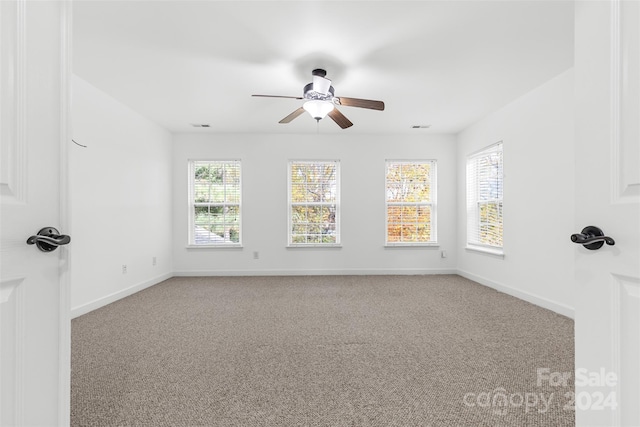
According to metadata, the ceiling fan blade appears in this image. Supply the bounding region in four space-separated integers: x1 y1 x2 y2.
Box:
252 94 303 100
279 107 305 124
336 97 385 111
327 108 353 129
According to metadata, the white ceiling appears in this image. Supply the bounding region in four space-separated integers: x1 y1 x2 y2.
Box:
73 1 574 135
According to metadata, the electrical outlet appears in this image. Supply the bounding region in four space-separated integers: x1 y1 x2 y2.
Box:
253 251 259 260
122 264 127 274
152 256 157 266
441 250 447 258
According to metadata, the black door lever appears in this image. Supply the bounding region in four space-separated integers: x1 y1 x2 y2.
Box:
571 226 615 250
26 227 71 252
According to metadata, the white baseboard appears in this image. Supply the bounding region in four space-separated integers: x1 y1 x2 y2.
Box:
456 269 575 319
173 268 458 277
71 272 173 319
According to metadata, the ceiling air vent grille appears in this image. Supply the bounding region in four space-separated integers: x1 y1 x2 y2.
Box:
191 123 211 128
411 125 431 129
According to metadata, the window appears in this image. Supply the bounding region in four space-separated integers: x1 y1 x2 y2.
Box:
466 142 503 252
188 160 241 246
288 160 340 246
385 160 437 245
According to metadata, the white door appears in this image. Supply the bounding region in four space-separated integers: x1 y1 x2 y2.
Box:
1 1 71 425
574 1 640 426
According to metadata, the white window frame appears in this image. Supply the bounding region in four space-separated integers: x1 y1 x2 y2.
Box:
385 160 438 247
466 142 503 256
287 160 341 247
187 159 242 248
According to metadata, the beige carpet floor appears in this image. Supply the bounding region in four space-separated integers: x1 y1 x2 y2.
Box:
71 275 575 426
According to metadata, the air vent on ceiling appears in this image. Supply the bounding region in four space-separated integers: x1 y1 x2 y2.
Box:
411 125 431 129
191 123 211 128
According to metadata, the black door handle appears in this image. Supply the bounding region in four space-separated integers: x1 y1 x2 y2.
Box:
570 226 615 250
26 227 71 252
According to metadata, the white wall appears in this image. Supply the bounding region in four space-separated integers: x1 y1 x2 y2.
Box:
70 70 575 318
456 68 575 317
172 133 457 275
70 75 173 317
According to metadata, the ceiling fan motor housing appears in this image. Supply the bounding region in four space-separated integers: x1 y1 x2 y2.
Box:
303 82 335 101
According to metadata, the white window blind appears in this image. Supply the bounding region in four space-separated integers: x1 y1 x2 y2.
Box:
288 160 340 245
466 143 503 251
188 160 241 246
385 160 437 245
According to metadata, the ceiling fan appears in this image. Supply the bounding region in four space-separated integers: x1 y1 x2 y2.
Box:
252 69 385 129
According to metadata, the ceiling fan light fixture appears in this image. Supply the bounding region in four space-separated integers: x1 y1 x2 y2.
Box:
303 100 334 121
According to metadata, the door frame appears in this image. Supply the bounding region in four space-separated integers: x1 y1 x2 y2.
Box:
58 1 72 425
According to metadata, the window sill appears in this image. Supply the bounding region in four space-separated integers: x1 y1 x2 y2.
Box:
385 243 439 248
186 244 243 249
287 244 342 249
465 245 504 258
